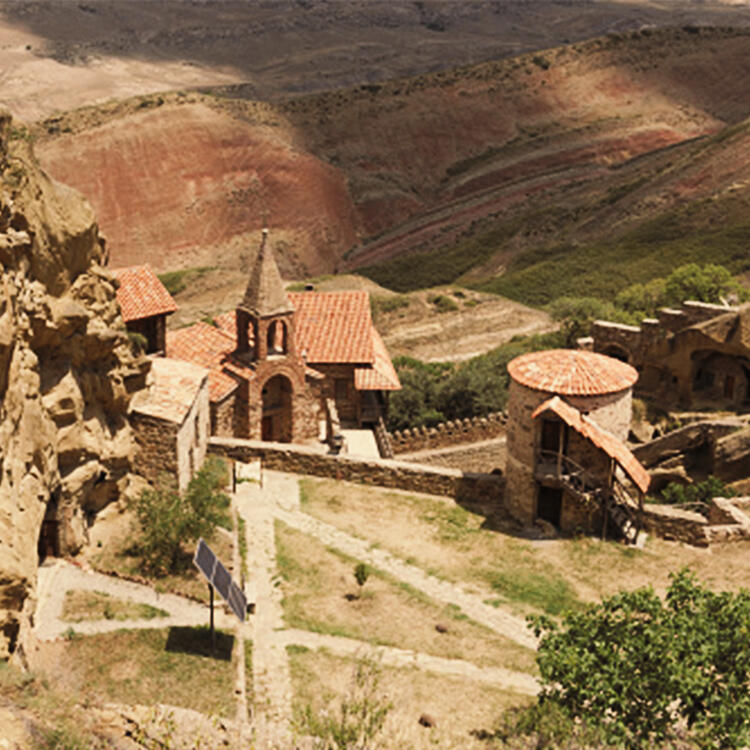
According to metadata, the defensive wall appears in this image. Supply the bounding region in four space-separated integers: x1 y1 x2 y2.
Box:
388 412 506 454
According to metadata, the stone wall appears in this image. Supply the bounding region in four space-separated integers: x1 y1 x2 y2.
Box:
175 379 210 492
641 503 709 547
208 437 506 507
390 412 506 454
211 390 238 438
131 413 179 485
712 425 750 482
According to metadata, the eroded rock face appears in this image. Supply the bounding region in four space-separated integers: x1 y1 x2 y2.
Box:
0 111 149 658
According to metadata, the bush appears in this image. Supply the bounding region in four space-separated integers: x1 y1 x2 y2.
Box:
131 456 230 576
428 294 459 313
527 570 750 748
651 475 736 515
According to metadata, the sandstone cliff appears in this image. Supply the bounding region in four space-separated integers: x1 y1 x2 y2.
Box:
0 111 149 659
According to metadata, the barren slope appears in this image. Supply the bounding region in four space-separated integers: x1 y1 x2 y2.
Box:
33 27 750 282
4 0 750 121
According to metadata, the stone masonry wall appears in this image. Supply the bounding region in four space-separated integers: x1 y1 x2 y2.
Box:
208 437 506 508
390 412 506 454
130 413 179 485
641 503 708 547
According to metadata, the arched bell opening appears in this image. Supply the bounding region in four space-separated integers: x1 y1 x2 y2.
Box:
266 320 288 356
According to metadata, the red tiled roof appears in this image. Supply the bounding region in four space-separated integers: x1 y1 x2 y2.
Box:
532 396 650 493
113 265 178 322
354 328 401 391
166 322 250 401
508 349 638 396
289 291 374 364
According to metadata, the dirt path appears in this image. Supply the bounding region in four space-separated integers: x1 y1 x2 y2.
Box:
397 436 506 461
34 559 231 640
280 629 539 696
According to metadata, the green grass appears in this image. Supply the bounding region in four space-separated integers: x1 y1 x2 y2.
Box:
61 590 170 623
157 266 216 296
478 195 750 306
486 570 581 616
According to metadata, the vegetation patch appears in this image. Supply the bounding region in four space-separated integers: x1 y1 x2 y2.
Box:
61 590 169 623
157 266 216 296
275 520 537 673
49 627 236 717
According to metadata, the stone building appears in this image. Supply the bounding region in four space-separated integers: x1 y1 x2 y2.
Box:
129 357 210 491
590 301 750 409
114 264 177 354
505 349 650 539
165 231 400 445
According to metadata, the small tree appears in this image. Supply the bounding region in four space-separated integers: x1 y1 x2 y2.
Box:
525 569 750 748
353 563 369 594
132 456 230 576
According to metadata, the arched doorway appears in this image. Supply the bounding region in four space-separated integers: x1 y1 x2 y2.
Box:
261 374 292 442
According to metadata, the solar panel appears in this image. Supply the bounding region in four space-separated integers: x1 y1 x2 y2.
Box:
193 538 247 623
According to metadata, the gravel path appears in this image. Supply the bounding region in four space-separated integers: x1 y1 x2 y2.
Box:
274 504 538 651
34 560 230 640
280 629 539 696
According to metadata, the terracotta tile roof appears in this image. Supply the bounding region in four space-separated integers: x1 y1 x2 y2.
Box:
532 396 650 494
113 265 178 322
289 291 374 364
166 322 251 401
354 328 401 391
129 357 208 424
508 349 638 396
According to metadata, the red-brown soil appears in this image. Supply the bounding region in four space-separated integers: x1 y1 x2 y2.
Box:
32 27 750 279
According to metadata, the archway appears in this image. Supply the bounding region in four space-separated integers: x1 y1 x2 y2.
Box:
261 374 293 442
601 344 630 364
266 320 287 356
38 490 60 563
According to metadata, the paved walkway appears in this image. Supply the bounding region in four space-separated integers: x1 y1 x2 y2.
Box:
35 560 231 640
235 476 294 749
274 503 537 651
280 629 539 696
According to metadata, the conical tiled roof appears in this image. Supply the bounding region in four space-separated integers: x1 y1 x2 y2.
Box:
508 349 638 396
239 230 294 317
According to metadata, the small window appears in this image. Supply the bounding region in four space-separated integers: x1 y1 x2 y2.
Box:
335 379 349 401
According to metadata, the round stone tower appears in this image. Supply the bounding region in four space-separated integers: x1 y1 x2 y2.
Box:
505 349 638 527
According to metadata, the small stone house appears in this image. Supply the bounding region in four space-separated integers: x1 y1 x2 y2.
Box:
165 231 400 445
129 357 210 491
505 349 650 540
114 264 177 354
590 301 750 409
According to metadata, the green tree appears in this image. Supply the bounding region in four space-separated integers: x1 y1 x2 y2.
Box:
546 296 635 346
527 570 750 748
353 563 369 594
132 456 230 575
663 262 746 307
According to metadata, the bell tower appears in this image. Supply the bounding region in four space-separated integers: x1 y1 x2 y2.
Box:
235 229 296 362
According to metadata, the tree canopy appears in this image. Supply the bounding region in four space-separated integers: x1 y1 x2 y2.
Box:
526 570 750 748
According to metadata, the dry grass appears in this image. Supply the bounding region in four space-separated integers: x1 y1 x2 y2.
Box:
43 628 238 718
289 647 532 750
88 509 235 603
298 478 750 614
61 589 170 623
276 522 537 674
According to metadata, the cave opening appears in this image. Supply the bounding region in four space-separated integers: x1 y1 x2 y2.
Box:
37 489 60 563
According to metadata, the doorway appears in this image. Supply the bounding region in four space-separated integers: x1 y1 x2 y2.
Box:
537 486 563 528
261 374 292 442
38 491 60 563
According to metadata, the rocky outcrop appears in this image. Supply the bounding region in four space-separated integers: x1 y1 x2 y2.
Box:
0 111 149 659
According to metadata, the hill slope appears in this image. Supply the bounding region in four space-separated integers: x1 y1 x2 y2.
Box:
32 27 750 286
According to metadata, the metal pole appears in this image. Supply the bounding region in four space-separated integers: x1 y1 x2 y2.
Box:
209 583 215 656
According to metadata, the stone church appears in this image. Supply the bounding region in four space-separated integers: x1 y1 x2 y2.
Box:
164 230 401 444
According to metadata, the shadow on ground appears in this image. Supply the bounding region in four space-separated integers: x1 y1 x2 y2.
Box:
165 626 234 661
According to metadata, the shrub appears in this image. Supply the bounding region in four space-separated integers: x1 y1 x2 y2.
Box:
428 293 459 313
651 475 736 516
131 456 230 576
353 563 369 592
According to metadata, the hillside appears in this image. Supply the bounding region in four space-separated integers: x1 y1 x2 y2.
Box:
4 0 750 120
31 26 750 288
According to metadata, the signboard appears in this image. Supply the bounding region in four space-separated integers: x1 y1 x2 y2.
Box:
193 538 247 623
